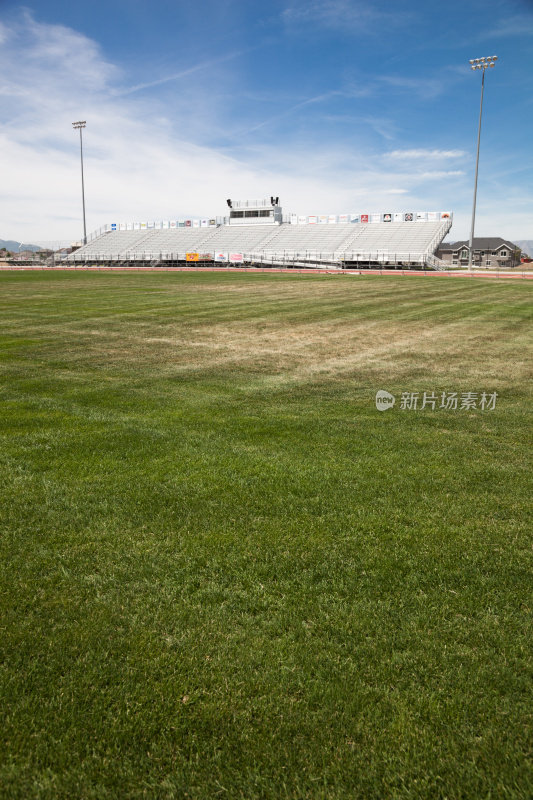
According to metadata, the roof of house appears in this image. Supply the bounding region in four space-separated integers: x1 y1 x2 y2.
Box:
438 237 516 252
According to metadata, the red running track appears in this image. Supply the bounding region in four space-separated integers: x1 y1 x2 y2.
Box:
1 266 532 279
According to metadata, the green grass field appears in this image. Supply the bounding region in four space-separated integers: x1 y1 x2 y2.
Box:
1 271 531 799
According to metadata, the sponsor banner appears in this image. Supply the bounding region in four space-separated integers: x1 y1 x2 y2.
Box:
393 212 403 222
427 212 438 221
193 219 200 228
298 215 307 225
215 252 228 263
370 214 381 223
319 215 328 224
361 214 369 223
162 221 169 229
178 220 185 227
147 221 154 229
339 214 349 224
199 253 212 260
350 214 360 223
290 214 298 225
185 220 192 227
119 223 127 231
209 219 216 226
416 212 426 222
200 219 209 227
133 222 140 230
383 213 392 222
328 215 337 224
229 252 244 263
186 252 199 262
308 215 318 224
404 212 414 222
140 222 147 229
170 221 177 228
441 211 451 219
111 223 117 230
126 222 133 231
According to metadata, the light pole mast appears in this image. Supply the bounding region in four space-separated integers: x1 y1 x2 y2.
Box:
72 121 87 245
468 56 497 270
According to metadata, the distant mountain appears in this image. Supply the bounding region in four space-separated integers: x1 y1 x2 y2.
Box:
514 241 533 257
0 239 41 252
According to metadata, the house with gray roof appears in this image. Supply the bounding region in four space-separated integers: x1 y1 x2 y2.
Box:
436 237 520 267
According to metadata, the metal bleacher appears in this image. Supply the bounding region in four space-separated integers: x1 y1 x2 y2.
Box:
66 210 452 269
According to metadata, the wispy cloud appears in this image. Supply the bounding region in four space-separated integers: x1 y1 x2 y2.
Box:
282 0 410 34
116 49 252 96
418 170 465 179
234 91 342 136
477 13 533 40
385 149 466 159
378 75 449 100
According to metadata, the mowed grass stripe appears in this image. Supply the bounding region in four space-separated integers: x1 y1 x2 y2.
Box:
0 271 531 800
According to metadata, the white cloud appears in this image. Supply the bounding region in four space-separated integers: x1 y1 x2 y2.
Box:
282 0 410 34
385 149 466 160
418 171 465 179
116 49 252 96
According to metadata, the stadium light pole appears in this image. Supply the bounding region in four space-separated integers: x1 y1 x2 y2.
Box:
467 56 497 270
72 121 87 245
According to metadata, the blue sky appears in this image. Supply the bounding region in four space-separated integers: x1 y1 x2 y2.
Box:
0 0 532 242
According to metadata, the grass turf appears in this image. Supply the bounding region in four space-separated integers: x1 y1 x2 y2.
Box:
0 270 531 799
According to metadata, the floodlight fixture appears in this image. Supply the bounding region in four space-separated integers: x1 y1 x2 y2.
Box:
72 121 87 245
467 57 497 269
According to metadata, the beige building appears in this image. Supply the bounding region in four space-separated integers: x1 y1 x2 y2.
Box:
437 237 520 268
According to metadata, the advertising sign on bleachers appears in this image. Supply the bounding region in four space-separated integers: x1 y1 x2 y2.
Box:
215 252 228 262
427 212 437 221
186 253 199 262
298 216 307 225
404 213 414 222
328 215 337 224
394 213 403 222
229 253 244 263
339 215 349 224
351 214 360 223
308 216 317 224
361 214 369 223
383 213 392 222
416 212 426 222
